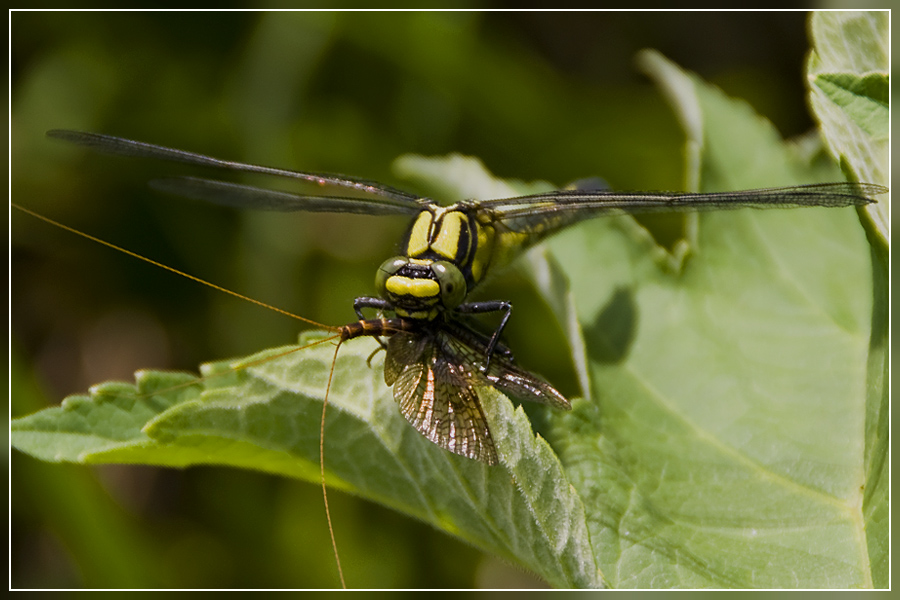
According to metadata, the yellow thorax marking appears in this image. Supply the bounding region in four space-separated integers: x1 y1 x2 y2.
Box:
406 212 433 256
430 211 465 260
469 217 496 283
407 207 471 263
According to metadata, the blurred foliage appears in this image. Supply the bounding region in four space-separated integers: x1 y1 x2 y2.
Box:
12 11 831 589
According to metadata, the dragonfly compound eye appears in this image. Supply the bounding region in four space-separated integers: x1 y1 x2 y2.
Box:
375 256 409 296
432 261 467 310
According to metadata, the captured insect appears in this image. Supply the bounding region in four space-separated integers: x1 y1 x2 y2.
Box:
23 129 886 466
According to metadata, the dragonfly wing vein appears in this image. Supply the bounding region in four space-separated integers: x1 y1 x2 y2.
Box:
151 177 422 215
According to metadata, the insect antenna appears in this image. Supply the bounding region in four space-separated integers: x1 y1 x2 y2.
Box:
321 337 347 589
12 203 336 331
13 201 352 588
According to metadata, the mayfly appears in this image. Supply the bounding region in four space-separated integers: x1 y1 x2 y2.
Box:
26 130 886 467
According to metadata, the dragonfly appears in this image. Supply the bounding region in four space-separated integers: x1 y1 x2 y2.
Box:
43 130 886 465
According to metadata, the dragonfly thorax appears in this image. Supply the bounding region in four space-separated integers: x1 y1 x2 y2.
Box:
376 256 467 321
373 205 484 322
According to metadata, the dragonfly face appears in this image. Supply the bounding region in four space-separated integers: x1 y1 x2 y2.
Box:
42 130 886 464
376 203 495 321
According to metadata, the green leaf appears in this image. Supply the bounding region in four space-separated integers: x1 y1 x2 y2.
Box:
811 73 887 138
532 50 878 588
393 153 556 201
806 10 889 244
807 11 890 589
13 333 600 589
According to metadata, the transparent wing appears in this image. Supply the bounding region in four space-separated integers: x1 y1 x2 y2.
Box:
150 177 423 215
382 321 572 464
386 331 498 464
47 129 426 213
440 321 570 410
477 182 886 241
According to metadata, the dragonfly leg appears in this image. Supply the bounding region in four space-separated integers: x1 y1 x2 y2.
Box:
456 300 512 370
353 296 394 350
353 296 392 320
366 344 386 368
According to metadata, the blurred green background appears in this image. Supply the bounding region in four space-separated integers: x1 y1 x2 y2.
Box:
12 11 828 588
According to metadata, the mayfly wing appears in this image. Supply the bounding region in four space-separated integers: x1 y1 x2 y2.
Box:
47 129 427 212
440 320 570 410
381 319 571 466
385 329 499 465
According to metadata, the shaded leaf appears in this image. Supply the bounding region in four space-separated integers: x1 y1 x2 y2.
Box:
537 51 878 588
807 11 889 589
807 10 889 243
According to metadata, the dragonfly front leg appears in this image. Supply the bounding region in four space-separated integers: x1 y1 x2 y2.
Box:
353 296 394 320
456 300 513 369
352 296 394 353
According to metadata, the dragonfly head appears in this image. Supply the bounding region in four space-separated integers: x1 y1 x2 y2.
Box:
376 256 467 320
